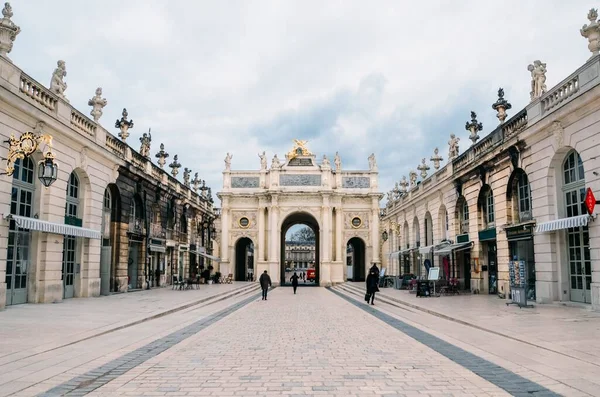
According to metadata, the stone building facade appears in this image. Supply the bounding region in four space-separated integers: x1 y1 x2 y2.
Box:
285 242 316 269
0 4 216 309
381 9 600 310
217 143 383 286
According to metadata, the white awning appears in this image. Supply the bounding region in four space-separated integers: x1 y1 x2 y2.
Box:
435 242 472 255
197 251 221 262
388 248 413 257
5 214 101 239
149 244 166 253
535 214 591 233
418 245 435 255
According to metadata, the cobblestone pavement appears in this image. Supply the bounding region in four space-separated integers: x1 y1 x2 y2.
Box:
0 283 252 364
4 284 598 396
345 282 600 365
0 284 256 397
338 284 599 396
85 288 517 397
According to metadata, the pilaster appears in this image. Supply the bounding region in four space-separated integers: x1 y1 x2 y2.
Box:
371 196 381 264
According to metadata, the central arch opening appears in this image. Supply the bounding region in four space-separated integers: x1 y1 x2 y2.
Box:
280 213 320 286
346 237 366 281
234 237 254 281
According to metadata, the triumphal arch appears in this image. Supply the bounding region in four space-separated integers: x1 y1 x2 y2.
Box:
217 140 383 286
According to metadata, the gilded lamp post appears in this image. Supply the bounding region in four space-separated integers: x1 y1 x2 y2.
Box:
2 122 58 187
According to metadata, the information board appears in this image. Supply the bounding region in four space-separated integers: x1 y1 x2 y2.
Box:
428 267 440 281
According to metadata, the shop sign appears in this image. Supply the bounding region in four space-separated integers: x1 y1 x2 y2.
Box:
478 228 497 242
506 225 533 240
456 233 469 243
585 188 596 215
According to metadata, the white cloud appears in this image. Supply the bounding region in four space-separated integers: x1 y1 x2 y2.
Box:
11 0 599 202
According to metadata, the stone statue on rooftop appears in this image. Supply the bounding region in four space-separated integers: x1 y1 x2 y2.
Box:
88 87 107 122
224 152 232 171
581 9 600 58
448 134 460 159
334 151 341 171
528 60 547 101
50 60 68 100
139 129 152 157
368 153 377 171
258 151 267 170
271 154 281 168
0 3 21 60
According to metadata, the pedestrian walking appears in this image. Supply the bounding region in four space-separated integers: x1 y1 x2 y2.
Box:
365 269 379 305
259 270 272 300
290 272 299 294
369 263 380 277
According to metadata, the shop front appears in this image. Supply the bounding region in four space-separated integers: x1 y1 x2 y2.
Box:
506 223 536 301
478 228 497 295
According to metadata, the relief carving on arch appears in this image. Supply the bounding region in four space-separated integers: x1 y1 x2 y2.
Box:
278 205 320 222
344 230 370 244
229 230 257 246
344 211 369 229
231 210 257 229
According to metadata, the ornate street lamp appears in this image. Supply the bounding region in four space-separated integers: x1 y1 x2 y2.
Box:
38 151 59 187
382 230 388 242
2 128 58 187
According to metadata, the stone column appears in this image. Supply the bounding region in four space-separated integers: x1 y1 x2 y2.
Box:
322 196 331 263
335 206 343 262
220 197 230 268
268 195 279 281
371 196 381 265
257 199 266 262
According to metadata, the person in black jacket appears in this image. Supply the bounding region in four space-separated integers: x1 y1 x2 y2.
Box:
259 270 272 300
366 270 379 305
290 272 299 294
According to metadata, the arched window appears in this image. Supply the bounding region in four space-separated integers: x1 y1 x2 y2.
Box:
413 218 420 247
517 173 531 221
104 189 111 210
485 189 495 227
457 197 469 234
6 158 36 305
62 172 80 299
65 172 80 218
403 222 409 249
562 150 591 303
445 211 449 234
180 214 188 234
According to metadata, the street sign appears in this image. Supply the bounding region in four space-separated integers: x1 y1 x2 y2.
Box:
585 188 596 215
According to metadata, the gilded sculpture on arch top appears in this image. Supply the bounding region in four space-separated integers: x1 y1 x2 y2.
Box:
286 139 312 159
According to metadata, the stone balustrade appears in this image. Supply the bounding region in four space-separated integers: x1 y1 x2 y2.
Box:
542 75 579 114
105 134 127 159
19 72 57 112
70 109 96 137
130 150 147 171
502 109 528 139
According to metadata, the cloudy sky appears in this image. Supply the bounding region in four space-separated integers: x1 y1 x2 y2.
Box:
11 0 597 202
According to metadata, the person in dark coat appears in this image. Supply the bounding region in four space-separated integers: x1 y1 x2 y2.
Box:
259 270 272 300
290 272 299 294
366 270 379 305
369 263 380 277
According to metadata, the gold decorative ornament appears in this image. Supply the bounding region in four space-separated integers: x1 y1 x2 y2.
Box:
238 217 250 228
351 216 362 228
2 130 58 186
286 139 312 160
